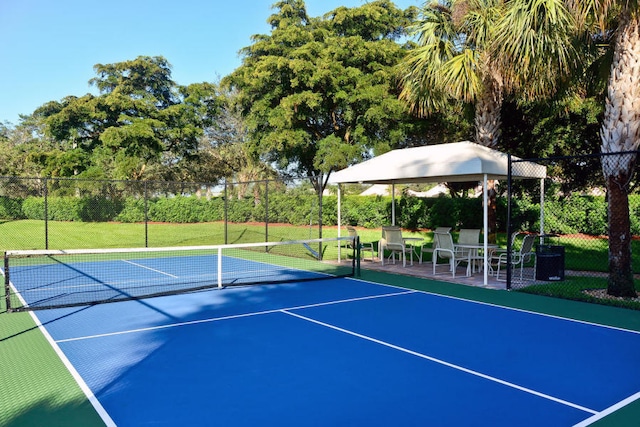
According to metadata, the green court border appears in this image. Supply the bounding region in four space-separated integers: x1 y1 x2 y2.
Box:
2 270 639 426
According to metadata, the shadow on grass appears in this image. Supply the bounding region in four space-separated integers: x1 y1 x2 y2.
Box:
2 394 104 427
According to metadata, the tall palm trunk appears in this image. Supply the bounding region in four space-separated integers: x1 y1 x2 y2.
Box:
475 72 503 242
607 174 635 296
601 11 640 297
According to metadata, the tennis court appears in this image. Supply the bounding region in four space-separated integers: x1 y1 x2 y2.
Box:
3 240 640 426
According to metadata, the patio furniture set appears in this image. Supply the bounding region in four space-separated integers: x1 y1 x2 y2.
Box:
347 226 538 281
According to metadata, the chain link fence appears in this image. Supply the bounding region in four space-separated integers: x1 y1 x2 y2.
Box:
0 176 323 251
3 150 640 310
508 151 640 310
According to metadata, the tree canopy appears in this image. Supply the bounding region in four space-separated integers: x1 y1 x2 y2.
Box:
224 0 418 195
33 56 223 181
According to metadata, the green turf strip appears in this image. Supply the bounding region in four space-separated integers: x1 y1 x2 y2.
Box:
0 305 105 427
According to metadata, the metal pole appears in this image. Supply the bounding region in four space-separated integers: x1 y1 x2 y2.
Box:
144 181 149 248
44 178 48 250
506 154 513 289
4 255 11 312
540 178 545 238
391 183 396 226
224 179 228 245
265 179 269 244
337 184 342 262
483 174 489 286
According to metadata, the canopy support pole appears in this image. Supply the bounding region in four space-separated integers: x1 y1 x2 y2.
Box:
483 174 489 286
337 184 342 262
540 178 545 238
392 183 396 226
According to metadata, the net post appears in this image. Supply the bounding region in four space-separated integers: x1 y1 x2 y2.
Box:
217 247 223 289
355 236 361 277
4 254 12 313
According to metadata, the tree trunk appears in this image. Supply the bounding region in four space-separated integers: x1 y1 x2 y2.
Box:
606 175 636 297
475 77 502 243
601 12 640 297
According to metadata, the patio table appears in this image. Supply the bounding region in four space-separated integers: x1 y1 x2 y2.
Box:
454 243 499 275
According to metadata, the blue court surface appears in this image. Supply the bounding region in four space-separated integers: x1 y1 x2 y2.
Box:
24 272 640 427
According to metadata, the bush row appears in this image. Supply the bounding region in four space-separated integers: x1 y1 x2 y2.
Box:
4 194 640 235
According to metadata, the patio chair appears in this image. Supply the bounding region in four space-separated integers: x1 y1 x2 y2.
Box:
346 226 375 261
379 226 413 267
454 228 481 272
494 233 537 281
488 231 524 275
419 227 452 264
432 232 468 277
455 228 480 254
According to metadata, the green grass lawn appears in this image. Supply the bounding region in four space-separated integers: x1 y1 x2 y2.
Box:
2 220 639 311
3 220 637 272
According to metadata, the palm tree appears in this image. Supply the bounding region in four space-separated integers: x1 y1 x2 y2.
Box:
591 1 640 297
400 0 508 240
496 0 638 297
400 0 506 148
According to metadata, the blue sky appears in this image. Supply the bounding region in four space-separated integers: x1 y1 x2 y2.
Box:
0 0 417 125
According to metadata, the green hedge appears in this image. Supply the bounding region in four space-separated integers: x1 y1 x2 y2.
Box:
11 193 640 235
21 196 122 222
0 196 24 220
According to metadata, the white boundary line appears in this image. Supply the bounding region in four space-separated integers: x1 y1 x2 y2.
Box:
13 272 640 425
348 277 640 336
25 310 117 427
572 391 640 427
121 259 178 278
282 309 598 416
55 290 416 343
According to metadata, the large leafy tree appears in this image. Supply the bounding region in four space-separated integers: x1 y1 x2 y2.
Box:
496 0 638 297
224 0 416 210
36 56 221 181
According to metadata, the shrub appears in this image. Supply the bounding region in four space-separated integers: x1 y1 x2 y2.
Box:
148 196 222 223
115 198 146 223
0 196 24 220
21 197 45 220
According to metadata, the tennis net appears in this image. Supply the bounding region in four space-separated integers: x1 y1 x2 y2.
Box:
3 236 357 312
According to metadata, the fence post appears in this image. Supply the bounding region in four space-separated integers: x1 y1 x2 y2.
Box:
265 179 269 244
224 179 228 245
506 154 512 289
44 178 49 250
144 181 149 248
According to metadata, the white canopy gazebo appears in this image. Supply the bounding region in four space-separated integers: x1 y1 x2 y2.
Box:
328 141 547 285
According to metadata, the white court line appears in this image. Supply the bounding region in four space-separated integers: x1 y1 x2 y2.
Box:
121 259 179 278
572 391 640 426
282 309 599 416
26 310 117 427
349 277 640 336
55 289 417 343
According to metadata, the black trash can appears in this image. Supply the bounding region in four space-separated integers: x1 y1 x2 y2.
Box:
535 245 565 281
